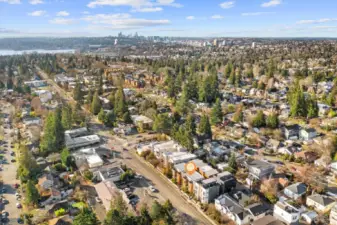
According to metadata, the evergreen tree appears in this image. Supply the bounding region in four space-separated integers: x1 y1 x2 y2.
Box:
307 94 319 118
108 91 115 109
176 85 190 115
97 75 104 95
98 108 106 122
86 89 93 105
199 114 212 139
150 201 164 221
40 112 56 153
6 78 13 89
54 107 64 149
61 105 73 130
224 62 232 78
288 81 307 117
91 91 102 115
233 105 244 122
167 76 176 99
228 153 237 173
138 205 153 225
60 148 71 167
114 87 127 118
252 110 266 128
73 208 100 225
185 114 196 135
266 113 279 128
73 82 83 102
25 180 40 206
153 113 172 134
210 98 223 125
235 69 242 87
122 111 132 124
105 111 116 127
229 67 236 85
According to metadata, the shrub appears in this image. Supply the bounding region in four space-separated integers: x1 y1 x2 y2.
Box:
55 208 66 217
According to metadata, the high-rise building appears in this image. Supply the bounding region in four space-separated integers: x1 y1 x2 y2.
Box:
252 42 256 48
222 40 226 46
114 39 118 45
213 39 218 47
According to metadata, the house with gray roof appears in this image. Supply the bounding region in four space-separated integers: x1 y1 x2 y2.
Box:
306 194 336 213
284 182 307 200
215 190 268 225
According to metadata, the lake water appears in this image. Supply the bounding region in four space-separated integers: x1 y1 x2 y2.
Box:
0 49 76 56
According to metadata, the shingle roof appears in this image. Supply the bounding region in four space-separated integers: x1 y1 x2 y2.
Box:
285 182 307 195
307 194 335 207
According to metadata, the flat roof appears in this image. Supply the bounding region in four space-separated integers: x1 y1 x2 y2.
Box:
86 154 103 165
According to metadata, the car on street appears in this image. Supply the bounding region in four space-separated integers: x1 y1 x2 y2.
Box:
1 188 6 193
15 192 20 197
17 218 24 224
16 203 22 208
11 159 16 163
13 183 19 189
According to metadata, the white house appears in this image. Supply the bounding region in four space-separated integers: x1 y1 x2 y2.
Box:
284 182 307 200
306 194 336 213
273 201 300 225
299 128 317 141
330 204 337 225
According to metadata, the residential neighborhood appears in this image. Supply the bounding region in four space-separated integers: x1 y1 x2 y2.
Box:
2 17 337 225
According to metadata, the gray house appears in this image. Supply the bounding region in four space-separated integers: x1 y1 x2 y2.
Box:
284 182 307 200
245 159 275 180
284 125 300 140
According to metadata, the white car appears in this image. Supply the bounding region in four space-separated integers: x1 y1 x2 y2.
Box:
95 197 102 203
149 186 157 193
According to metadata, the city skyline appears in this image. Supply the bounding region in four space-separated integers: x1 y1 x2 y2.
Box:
1 0 337 37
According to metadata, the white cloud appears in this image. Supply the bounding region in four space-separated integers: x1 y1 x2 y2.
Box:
82 13 170 29
241 12 275 16
211 15 224 19
56 11 70 16
82 11 90 14
186 16 195 20
296 18 337 24
87 0 182 9
49 18 75 25
220 1 234 9
0 0 21 4
261 0 282 7
29 0 43 4
28 10 47 16
131 7 163 12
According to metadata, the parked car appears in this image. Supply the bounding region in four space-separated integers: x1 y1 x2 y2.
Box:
95 197 102 203
17 218 24 224
149 186 157 193
2 211 8 217
1 188 6 193
11 159 16 163
16 203 22 209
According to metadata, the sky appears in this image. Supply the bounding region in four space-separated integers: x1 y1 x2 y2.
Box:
1 0 337 37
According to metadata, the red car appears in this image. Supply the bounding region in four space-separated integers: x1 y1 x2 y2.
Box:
13 184 19 189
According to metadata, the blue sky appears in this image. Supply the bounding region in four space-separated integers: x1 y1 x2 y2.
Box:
1 0 337 37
